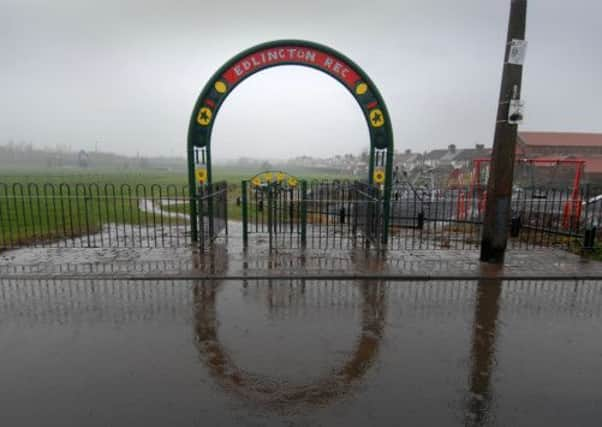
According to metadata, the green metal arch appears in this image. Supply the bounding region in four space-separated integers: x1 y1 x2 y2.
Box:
187 40 394 243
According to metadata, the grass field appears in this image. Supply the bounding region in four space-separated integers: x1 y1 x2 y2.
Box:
0 166 353 247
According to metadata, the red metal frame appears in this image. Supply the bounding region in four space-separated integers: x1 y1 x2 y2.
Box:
467 158 586 229
470 157 585 192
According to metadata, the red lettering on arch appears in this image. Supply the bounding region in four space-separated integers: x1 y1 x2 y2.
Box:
222 46 360 88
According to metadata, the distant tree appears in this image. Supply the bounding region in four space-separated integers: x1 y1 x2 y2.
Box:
261 160 272 170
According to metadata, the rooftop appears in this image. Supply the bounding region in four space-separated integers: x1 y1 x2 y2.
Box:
519 132 602 147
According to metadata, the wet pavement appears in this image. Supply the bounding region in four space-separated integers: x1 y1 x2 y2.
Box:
2 220 602 280
2 222 602 425
1 278 601 426
2 245 602 280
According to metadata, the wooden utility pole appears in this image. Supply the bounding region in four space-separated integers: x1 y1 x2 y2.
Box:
480 0 528 263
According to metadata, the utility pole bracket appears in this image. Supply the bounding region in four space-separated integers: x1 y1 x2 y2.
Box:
508 99 524 124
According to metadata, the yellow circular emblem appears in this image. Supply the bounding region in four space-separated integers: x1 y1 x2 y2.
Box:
214 81 227 94
373 168 386 184
264 172 273 182
369 109 385 128
355 83 368 95
276 172 285 183
287 177 298 187
251 177 262 187
197 107 212 126
195 168 207 183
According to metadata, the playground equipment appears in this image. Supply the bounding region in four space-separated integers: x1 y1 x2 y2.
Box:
466 157 586 229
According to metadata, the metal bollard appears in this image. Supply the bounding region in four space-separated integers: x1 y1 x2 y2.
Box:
417 211 424 230
510 215 522 238
583 226 597 251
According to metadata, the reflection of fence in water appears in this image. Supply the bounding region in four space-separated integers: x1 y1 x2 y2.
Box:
1 280 601 327
193 279 386 408
0 280 194 326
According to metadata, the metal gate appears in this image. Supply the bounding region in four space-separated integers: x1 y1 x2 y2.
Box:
197 181 228 250
242 177 307 249
352 181 382 248
241 175 383 250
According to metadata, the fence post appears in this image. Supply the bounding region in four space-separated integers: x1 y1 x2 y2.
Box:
581 183 594 252
352 183 358 242
84 195 91 248
223 183 229 236
582 183 590 232
207 183 215 240
242 180 248 248
417 211 425 230
267 184 273 251
300 180 307 248
510 215 521 237
198 187 205 251
188 146 198 244
382 147 393 245
583 227 596 251
290 188 294 235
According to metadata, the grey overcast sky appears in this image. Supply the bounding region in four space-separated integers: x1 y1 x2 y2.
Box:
1 0 601 159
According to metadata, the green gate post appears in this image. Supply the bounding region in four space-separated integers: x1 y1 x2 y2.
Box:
242 180 248 248
300 180 308 248
198 191 205 251
187 146 198 243
368 146 375 185
382 147 393 245
208 183 214 241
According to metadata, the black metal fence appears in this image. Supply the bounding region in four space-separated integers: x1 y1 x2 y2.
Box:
0 182 194 250
509 187 600 250
388 188 483 250
241 180 383 250
241 179 307 247
1 180 601 254
388 184 602 251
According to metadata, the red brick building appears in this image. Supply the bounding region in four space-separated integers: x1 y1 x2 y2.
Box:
518 132 602 157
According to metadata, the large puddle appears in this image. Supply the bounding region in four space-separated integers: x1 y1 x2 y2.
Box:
1 279 601 426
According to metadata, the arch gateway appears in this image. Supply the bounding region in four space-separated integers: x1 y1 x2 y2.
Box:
187 40 394 244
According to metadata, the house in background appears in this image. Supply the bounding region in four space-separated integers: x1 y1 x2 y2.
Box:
451 144 492 169
393 149 422 171
423 145 457 168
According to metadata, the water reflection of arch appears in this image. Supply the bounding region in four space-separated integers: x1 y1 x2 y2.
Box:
192 279 386 408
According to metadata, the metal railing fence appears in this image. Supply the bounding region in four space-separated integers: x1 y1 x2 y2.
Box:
0 182 193 249
1 180 601 253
